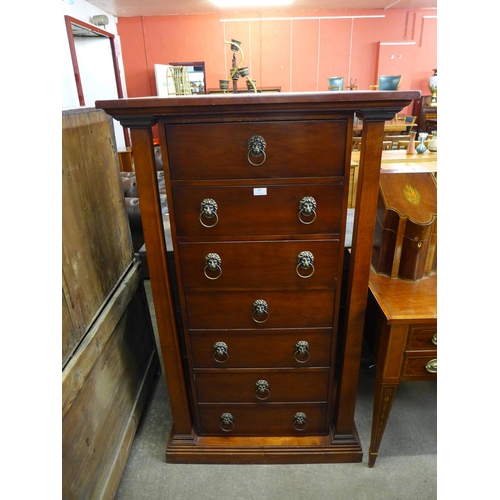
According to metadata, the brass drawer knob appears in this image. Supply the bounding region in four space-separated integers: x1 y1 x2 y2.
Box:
213 341 229 363
220 412 234 432
200 198 219 228
431 333 437 345
255 380 271 400
293 412 308 431
252 299 269 323
299 196 317 224
247 135 267 166
296 251 315 278
204 253 222 280
294 341 310 363
425 359 437 374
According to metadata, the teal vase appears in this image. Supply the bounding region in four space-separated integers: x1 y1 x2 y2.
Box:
416 136 427 154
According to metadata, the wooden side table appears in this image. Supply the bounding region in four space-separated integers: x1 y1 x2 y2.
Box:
363 270 437 467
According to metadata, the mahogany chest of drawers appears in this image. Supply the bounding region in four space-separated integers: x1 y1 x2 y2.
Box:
97 91 420 464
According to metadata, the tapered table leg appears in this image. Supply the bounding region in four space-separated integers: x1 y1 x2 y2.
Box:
368 383 399 468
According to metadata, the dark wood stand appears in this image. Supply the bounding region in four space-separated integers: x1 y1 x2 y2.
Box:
413 95 437 134
97 91 419 464
364 269 437 467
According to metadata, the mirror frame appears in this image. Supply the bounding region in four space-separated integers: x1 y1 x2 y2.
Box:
64 15 129 146
169 61 207 95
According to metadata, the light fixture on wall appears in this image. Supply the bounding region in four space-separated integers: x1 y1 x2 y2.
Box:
213 0 293 6
91 15 109 29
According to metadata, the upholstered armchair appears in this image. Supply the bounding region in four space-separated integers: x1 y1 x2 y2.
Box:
370 75 402 90
327 76 344 91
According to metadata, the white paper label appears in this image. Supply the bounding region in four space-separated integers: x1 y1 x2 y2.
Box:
253 188 267 196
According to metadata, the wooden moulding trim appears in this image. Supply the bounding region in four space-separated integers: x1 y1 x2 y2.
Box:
62 260 141 419
115 116 158 129
355 107 406 122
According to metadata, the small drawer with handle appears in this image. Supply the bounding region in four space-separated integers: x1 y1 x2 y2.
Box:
165 120 348 180
198 403 328 436
401 353 437 380
407 325 437 351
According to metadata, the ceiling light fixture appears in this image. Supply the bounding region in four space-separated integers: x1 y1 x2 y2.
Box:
213 0 294 7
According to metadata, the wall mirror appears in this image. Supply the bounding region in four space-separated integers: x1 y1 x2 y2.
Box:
169 62 207 94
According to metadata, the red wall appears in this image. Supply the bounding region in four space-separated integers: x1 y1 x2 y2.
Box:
117 9 436 99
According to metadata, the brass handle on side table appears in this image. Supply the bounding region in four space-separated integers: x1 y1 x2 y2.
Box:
425 359 437 374
299 196 317 224
213 341 229 363
252 299 269 323
294 341 310 363
293 412 308 431
200 198 219 228
247 135 266 166
255 380 270 400
296 251 315 278
204 253 222 280
220 412 234 432
431 333 437 346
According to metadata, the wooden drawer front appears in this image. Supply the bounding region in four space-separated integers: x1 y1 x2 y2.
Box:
401 353 437 380
165 121 347 180
179 239 339 290
189 328 332 368
195 369 330 403
172 183 344 238
185 290 336 329
407 324 437 350
198 403 328 436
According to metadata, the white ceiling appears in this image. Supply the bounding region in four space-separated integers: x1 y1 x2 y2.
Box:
87 0 437 18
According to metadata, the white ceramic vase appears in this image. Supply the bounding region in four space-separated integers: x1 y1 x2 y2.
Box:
428 132 438 153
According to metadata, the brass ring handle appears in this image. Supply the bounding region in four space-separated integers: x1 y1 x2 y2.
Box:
252 299 269 324
200 198 219 228
220 412 234 432
425 359 437 374
247 135 267 166
293 412 308 431
213 341 229 363
296 251 315 278
204 253 222 280
255 380 270 400
299 196 317 225
247 150 266 167
294 341 310 363
431 333 437 346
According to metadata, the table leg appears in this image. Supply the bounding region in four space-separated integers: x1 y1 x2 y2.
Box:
368 382 399 467
365 314 407 467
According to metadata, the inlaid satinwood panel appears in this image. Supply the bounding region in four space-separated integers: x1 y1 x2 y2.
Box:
407 325 437 350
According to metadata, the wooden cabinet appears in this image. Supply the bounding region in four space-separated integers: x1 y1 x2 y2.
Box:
413 95 437 134
96 91 419 464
